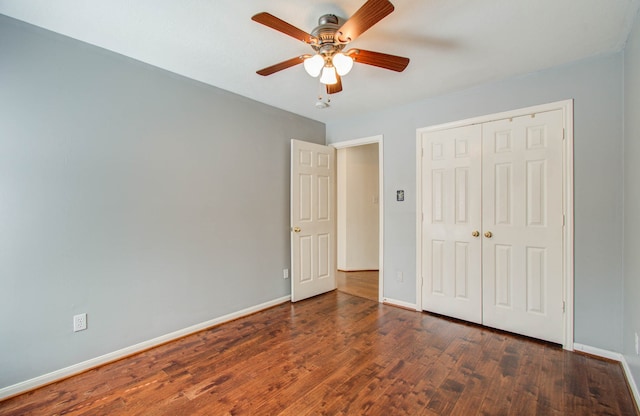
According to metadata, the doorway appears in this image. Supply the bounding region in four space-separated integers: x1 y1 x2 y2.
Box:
333 136 384 302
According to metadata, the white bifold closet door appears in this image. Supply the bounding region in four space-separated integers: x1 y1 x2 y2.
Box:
420 109 564 344
421 124 483 324
481 111 564 343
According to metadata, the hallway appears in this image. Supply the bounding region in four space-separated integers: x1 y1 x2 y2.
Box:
336 270 378 301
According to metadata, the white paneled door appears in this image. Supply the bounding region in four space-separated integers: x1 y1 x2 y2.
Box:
291 139 336 302
481 111 564 343
420 125 483 323
419 108 565 344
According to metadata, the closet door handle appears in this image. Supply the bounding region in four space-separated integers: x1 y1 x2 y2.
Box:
472 230 480 237
484 231 493 238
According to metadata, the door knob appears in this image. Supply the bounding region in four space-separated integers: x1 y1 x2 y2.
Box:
484 231 493 238
293 227 301 233
472 230 480 237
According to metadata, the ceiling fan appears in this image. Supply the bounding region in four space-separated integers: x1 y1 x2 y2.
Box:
251 0 410 96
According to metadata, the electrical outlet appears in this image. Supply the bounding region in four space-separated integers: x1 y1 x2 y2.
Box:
73 313 87 332
635 332 639 355
283 268 289 279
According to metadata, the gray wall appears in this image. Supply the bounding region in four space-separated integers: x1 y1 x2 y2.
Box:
327 54 625 352
624 9 640 393
0 15 325 389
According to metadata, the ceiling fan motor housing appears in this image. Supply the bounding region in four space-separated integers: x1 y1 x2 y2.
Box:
311 14 345 58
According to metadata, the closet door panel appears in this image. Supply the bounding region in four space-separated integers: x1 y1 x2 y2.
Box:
481 110 564 344
420 125 482 323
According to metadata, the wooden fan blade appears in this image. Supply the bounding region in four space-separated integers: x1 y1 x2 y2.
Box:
335 0 394 43
257 55 307 76
346 49 410 72
252 12 317 44
326 74 343 94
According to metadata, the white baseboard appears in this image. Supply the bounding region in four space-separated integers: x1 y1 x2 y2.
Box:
0 295 291 401
621 355 640 409
382 297 418 311
573 343 623 361
573 343 640 409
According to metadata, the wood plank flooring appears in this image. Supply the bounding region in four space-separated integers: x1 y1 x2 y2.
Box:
336 270 378 301
1 291 637 415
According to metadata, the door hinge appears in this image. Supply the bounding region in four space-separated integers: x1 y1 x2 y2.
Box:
562 128 565 140
421 147 424 158
562 301 566 313
563 214 566 227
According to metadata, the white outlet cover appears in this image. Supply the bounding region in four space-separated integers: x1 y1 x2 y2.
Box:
73 313 87 332
635 332 639 355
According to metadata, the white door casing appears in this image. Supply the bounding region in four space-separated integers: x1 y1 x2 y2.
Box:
481 110 564 343
420 125 483 323
291 139 336 302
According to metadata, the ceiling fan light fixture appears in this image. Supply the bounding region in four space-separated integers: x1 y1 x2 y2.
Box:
332 53 354 76
303 54 324 77
320 66 338 85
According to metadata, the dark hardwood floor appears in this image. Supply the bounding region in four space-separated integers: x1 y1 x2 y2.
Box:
1 291 637 415
336 270 379 301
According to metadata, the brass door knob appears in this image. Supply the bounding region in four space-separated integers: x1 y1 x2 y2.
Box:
472 230 480 237
484 231 493 238
293 227 301 233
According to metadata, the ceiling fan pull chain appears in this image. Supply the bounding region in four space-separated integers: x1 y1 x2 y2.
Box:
316 79 330 109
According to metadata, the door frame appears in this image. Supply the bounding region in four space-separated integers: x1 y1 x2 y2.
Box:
415 100 574 350
332 135 384 303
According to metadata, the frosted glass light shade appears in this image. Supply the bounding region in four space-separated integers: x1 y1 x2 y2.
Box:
320 66 338 85
303 54 324 77
332 53 354 76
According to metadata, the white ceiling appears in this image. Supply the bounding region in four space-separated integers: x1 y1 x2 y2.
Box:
1 0 639 123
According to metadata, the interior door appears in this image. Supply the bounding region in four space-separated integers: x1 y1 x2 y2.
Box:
291 139 336 302
420 125 483 323
481 110 564 343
